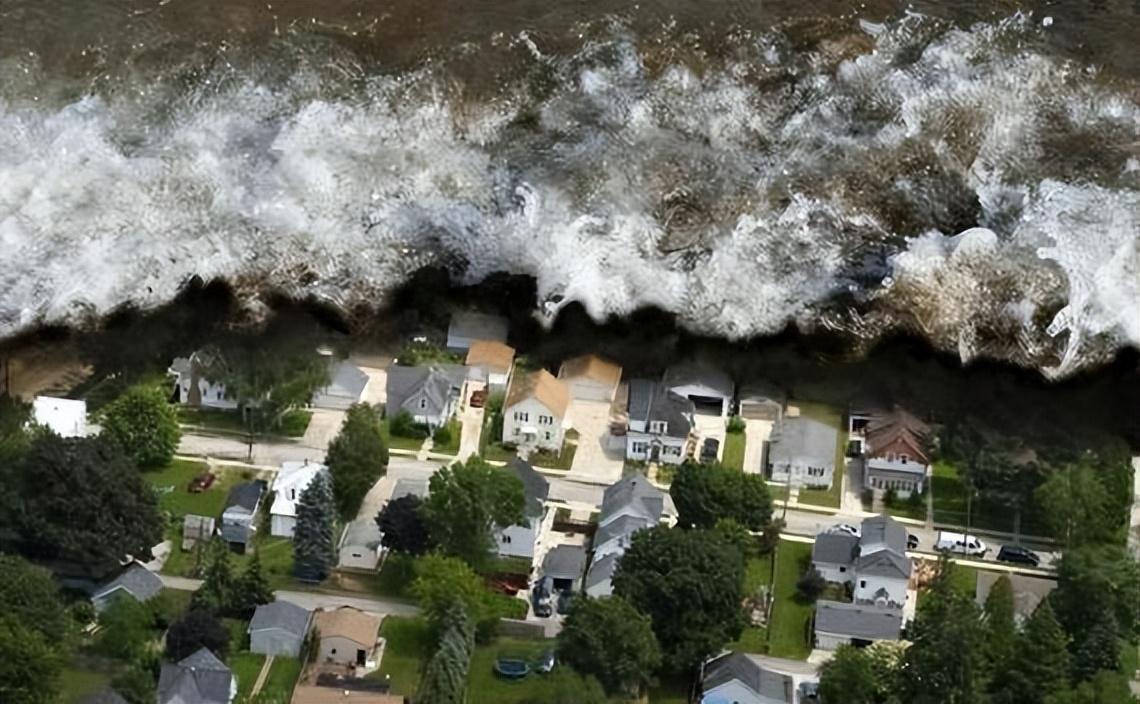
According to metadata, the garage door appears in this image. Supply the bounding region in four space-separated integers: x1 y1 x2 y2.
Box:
689 395 725 415
740 400 779 420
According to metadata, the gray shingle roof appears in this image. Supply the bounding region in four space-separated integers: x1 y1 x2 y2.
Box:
93 562 163 602
812 533 859 566
702 652 809 703
594 514 654 551
508 458 549 518
385 365 465 418
158 648 233 704
323 360 369 399
860 515 907 554
391 478 429 501
542 545 587 581
768 416 838 471
585 553 620 591
342 518 383 549
627 379 656 424
600 475 666 523
250 600 310 639
856 550 912 580
815 600 903 641
646 387 695 439
224 481 266 513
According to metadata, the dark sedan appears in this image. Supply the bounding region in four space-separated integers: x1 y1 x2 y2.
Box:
996 545 1041 566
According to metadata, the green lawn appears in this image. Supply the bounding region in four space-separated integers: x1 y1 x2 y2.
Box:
227 652 266 700
177 407 312 438
723 431 746 471
162 529 294 586
372 617 432 695
432 417 462 456
262 657 303 700
529 439 577 470
467 636 556 704
791 401 847 509
884 492 928 521
380 418 429 451
930 460 1014 533
57 665 114 703
767 541 814 659
648 675 693 703
734 549 774 654
146 458 239 518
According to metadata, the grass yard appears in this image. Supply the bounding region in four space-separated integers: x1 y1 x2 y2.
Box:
227 652 266 700
369 554 418 600
380 418 429 452
734 550 775 654
262 657 303 700
146 458 241 518
177 407 312 438
432 417 462 456
767 482 790 503
371 617 432 695
467 636 556 704
767 540 814 660
723 431 746 471
529 439 577 470
930 460 1019 533
884 492 929 522
789 402 847 509
648 675 693 704
162 530 293 585
57 665 114 703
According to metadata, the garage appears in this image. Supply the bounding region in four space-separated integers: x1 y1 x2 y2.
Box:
663 362 734 417
689 395 727 415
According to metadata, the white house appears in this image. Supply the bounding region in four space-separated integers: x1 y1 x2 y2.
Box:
311 360 370 410
701 652 820 704
249 600 311 658
814 601 904 651
32 396 87 437
312 607 382 668
270 461 325 538
465 340 515 394
338 519 384 571
447 311 509 352
502 369 570 452
585 475 676 598
862 406 931 498
169 351 238 410
625 380 694 465
662 362 734 416
811 515 911 609
557 354 622 402
767 416 838 489
495 458 550 560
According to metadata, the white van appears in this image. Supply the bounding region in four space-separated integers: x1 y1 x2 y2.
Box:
935 531 987 556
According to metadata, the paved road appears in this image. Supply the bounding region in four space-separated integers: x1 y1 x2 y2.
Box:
157 574 421 616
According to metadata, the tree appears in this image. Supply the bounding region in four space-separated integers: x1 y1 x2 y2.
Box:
235 548 274 617
556 595 661 694
111 663 158 704
612 526 745 671
416 601 474 704
795 568 827 603
100 384 181 468
1052 544 1140 667
1047 670 1138 704
1036 463 1115 547
165 608 229 662
96 597 155 660
194 538 237 614
0 555 73 644
10 434 163 572
376 495 433 555
410 554 502 640
0 616 61 704
520 667 607 704
420 459 525 569
1069 609 1120 681
901 557 989 703
293 470 337 582
325 404 389 520
818 645 881 704
983 575 1017 693
669 461 772 530
994 601 1070 704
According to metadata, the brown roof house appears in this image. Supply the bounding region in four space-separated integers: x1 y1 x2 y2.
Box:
502 370 570 453
312 607 383 669
862 406 931 498
558 354 622 402
466 340 516 394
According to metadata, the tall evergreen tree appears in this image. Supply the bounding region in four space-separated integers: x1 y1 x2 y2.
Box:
325 403 389 520
983 575 1017 703
235 548 274 617
0 615 62 704
193 538 237 614
996 601 1071 704
293 470 336 582
416 601 474 704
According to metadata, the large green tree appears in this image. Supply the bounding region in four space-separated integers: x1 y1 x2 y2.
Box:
193 538 237 614
995 601 1071 704
557 595 661 694
96 597 155 661
100 384 181 468
376 495 433 555
1052 544 1140 678
612 526 745 671
293 470 337 583
416 601 474 704
325 403 389 520
669 461 772 530
165 608 229 662
0 555 73 644
1035 463 1116 547
818 645 884 704
0 616 62 704
410 553 511 642
420 458 525 568
1047 670 1138 704
901 557 989 704
983 575 1017 699
9 435 162 573
235 548 274 617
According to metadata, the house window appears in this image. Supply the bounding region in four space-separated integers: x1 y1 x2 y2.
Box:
216 389 222 400
900 454 909 464
544 431 551 440
860 580 867 588
513 427 520 436
632 442 647 454
420 398 427 409
502 535 511 544
331 648 337 655
649 421 666 434
839 566 846 573
514 411 529 422
538 415 553 425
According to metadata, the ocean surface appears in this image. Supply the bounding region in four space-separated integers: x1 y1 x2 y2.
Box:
2 0 1138 376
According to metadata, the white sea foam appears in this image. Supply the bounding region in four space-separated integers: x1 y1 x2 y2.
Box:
0 14 1138 375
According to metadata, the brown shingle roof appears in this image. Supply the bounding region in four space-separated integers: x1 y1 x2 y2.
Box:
865 406 931 464
505 369 570 417
558 354 622 387
465 340 516 374
312 607 381 649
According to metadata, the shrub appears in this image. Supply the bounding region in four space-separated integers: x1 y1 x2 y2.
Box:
390 410 430 439
432 425 452 446
276 410 312 437
726 415 746 434
796 568 827 603
883 487 898 507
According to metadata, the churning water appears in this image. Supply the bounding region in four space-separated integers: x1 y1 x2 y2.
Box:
1 0 1138 376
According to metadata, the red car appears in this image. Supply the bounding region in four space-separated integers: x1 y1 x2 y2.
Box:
188 472 216 493
470 389 488 408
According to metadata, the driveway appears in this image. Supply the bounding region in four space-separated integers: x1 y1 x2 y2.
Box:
356 362 391 408
301 408 346 451
566 399 624 484
457 382 485 461
692 410 727 462
354 458 441 522
156 574 420 617
178 431 325 466
742 419 772 474
841 458 865 514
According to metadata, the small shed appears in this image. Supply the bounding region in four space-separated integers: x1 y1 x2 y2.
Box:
338 519 384 571
312 607 382 667
249 600 312 657
312 360 371 410
542 545 587 593
90 562 164 613
182 515 216 551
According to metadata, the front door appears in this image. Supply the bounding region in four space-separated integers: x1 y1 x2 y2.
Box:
356 649 367 666
649 444 661 462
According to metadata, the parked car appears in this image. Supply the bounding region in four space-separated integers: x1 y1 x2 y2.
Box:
907 533 920 550
996 545 1040 566
829 523 860 538
532 576 553 618
536 650 556 674
188 472 216 493
470 389 488 408
935 531 987 556
556 590 575 615
701 437 720 463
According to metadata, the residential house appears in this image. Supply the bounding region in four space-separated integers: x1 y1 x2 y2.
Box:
502 369 570 452
465 340 515 394
557 354 622 402
811 515 912 609
90 562 164 613
157 648 236 704
169 351 238 410
542 545 587 594
271 461 325 538
447 311 509 352
32 396 87 437
495 458 550 560
312 360 370 410
249 600 311 657
220 480 267 553
338 519 384 571
700 652 820 704
585 475 676 598
862 406 931 498
737 383 785 422
813 601 904 650
312 607 382 667
810 532 859 585
975 572 1057 627
624 380 695 465
385 364 466 430
767 416 838 489
663 362 735 416
182 515 215 551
